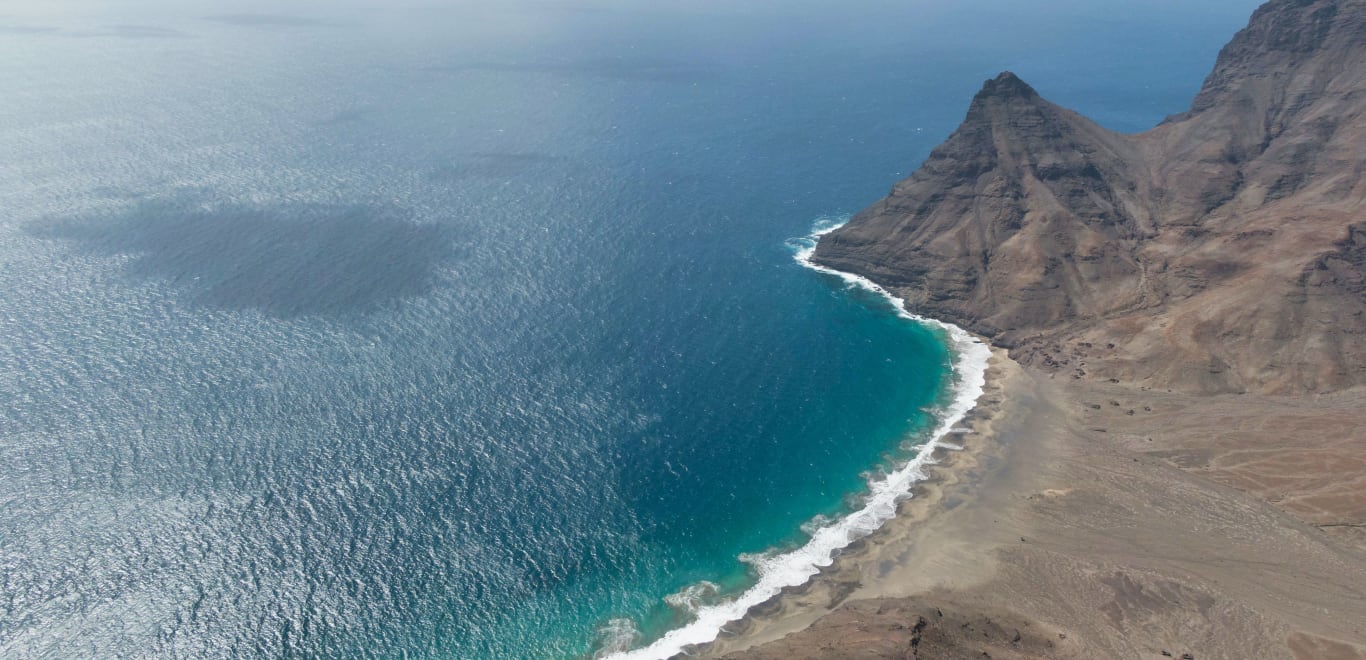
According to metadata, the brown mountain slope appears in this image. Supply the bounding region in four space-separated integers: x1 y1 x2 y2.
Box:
700 4 1366 657
814 0 1366 395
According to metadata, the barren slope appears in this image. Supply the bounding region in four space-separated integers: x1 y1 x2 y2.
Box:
814 0 1366 396
713 2 1366 658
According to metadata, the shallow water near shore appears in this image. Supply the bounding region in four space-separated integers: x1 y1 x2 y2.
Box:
0 1 1259 657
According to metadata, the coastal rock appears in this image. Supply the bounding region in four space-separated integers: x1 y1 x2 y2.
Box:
814 0 1366 395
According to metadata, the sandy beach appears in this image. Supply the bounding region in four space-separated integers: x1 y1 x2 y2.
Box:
699 348 1366 659
692 1 1366 656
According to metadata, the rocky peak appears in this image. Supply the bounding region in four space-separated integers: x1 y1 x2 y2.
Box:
973 71 1039 102
815 0 1366 395
961 71 1053 133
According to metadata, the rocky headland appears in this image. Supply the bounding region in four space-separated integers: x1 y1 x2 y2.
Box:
702 0 1366 658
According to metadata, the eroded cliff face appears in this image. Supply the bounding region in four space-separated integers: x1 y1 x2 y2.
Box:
815 0 1366 395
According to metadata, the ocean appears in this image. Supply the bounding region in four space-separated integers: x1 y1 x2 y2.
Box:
0 1 1259 657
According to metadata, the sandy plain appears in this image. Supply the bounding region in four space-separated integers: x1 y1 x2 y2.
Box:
698 348 1366 659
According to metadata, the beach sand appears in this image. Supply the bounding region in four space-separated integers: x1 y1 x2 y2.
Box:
698 349 1366 659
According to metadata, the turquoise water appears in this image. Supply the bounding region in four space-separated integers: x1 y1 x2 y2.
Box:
0 1 1259 657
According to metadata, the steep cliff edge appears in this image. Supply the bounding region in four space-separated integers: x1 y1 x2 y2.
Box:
814 0 1366 395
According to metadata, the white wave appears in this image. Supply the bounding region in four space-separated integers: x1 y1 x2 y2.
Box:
604 217 992 660
736 550 774 569
663 581 722 615
799 513 835 537
593 618 642 659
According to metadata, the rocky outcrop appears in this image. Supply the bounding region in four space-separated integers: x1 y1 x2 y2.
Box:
814 0 1366 395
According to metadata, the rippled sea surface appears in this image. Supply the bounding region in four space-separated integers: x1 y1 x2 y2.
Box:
0 1 1258 656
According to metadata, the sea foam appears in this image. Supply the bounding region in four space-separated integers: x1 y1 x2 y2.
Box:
603 218 992 660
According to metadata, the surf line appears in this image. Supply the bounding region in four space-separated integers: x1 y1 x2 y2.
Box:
605 218 991 660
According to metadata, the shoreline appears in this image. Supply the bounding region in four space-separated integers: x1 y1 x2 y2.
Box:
604 223 992 660
696 347 1366 658
682 1 1366 655
620 222 1366 660
694 343 1025 657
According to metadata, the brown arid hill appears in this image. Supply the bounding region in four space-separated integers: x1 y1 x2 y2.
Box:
814 0 1365 396
701 1 1366 659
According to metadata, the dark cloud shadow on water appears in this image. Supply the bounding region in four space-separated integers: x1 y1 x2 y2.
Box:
30 197 459 318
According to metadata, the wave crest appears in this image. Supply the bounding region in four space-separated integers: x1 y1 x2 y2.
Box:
593 618 642 659
663 581 722 615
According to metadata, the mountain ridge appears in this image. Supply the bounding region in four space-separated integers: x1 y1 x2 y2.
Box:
701 3 1366 658
814 0 1365 395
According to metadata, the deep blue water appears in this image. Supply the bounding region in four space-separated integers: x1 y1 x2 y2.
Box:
0 1 1259 657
